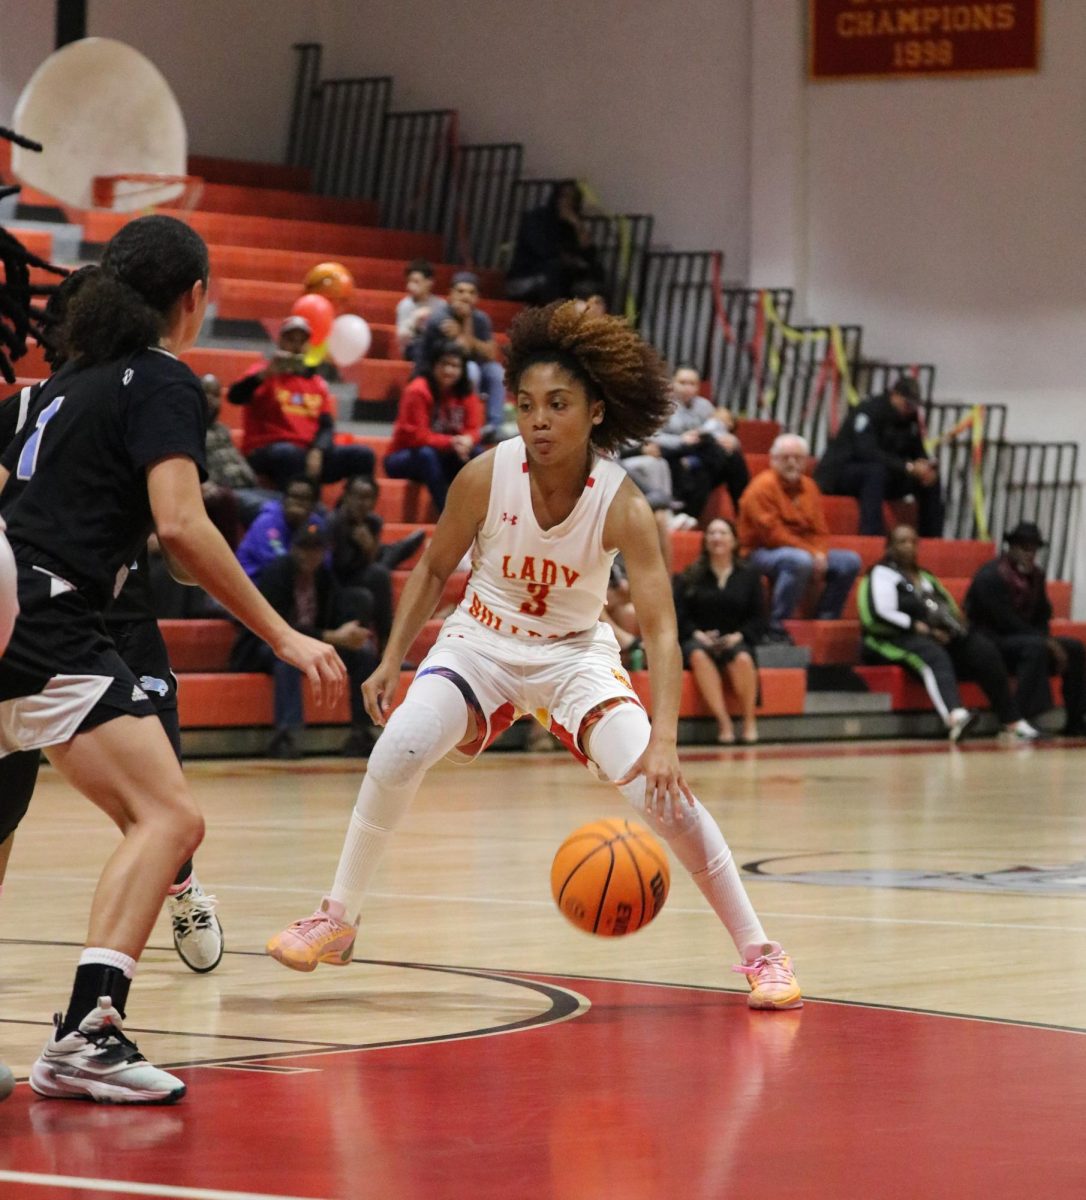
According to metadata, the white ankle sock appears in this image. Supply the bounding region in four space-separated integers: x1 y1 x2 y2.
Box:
79 947 137 979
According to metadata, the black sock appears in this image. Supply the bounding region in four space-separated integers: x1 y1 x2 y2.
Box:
59 964 132 1037
172 858 194 889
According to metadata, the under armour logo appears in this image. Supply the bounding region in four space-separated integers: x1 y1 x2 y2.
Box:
502 512 518 525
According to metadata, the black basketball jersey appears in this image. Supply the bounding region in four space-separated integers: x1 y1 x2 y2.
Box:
0 348 207 611
0 376 155 627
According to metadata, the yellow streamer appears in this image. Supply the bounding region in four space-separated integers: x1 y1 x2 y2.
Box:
759 291 857 413
971 404 990 539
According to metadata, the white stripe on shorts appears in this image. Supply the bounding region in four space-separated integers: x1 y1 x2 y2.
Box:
0 674 113 757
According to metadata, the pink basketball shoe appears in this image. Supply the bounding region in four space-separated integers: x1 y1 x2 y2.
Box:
266 897 357 972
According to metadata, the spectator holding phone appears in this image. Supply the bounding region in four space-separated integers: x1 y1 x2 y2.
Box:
227 315 374 492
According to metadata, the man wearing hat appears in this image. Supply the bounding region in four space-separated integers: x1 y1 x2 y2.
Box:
226 315 375 492
815 375 944 537
417 272 506 424
965 523 1085 737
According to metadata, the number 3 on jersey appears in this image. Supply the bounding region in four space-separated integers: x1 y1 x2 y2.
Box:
520 582 550 617
16 395 65 481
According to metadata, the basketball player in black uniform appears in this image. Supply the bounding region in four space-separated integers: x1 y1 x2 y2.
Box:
0 215 345 1104
0 269 224 974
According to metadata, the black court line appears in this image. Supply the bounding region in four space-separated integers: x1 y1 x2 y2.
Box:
2 953 588 1080
6 938 1081 1051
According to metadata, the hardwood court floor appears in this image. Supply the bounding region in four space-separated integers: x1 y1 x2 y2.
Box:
1 738 1084 1199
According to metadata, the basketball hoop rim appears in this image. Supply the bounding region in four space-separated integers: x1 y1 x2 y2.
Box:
91 173 203 212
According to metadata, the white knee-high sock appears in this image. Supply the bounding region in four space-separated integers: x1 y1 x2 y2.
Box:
330 674 469 923
588 704 768 957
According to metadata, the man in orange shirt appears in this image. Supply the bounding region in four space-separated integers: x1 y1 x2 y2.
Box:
739 433 862 638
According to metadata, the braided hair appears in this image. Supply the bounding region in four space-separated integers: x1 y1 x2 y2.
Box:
0 126 68 383
504 300 671 454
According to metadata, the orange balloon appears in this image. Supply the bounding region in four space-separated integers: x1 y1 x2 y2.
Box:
304 261 355 307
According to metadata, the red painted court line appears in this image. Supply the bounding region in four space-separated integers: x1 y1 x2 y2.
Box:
1 974 1082 1200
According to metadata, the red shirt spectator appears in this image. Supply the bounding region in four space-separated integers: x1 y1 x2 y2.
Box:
384 344 483 512
388 375 483 454
233 361 336 457
227 316 374 491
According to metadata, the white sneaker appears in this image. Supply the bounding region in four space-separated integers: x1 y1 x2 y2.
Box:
668 512 699 532
168 879 224 973
30 998 185 1104
947 708 977 743
1001 719 1042 742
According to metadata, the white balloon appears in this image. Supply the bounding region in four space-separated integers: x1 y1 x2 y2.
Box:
0 528 18 657
327 314 372 368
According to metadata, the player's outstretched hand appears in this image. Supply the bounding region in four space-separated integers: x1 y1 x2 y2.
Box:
362 657 402 727
617 739 696 823
275 630 346 709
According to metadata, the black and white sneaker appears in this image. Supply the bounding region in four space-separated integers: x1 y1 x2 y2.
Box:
947 707 977 743
168 878 224 973
30 998 185 1104
0 1060 14 1101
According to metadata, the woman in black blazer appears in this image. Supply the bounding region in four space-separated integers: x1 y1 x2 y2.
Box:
673 518 766 744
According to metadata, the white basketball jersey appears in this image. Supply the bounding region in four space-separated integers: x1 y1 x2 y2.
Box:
458 437 626 639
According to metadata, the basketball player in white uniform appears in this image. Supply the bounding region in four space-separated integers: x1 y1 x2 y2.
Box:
269 301 801 1009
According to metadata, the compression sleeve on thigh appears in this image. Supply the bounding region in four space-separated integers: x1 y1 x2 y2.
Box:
329 671 472 921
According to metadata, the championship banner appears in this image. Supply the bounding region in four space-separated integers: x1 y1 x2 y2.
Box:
809 1 1041 80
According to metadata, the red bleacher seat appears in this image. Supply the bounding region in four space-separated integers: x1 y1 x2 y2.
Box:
195 181 379 226
159 619 235 672
82 209 443 262
215 278 521 333
207 244 505 298
854 665 1065 714
630 667 807 718
188 155 313 192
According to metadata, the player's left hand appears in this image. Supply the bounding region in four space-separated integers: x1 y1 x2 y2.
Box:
617 738 695 822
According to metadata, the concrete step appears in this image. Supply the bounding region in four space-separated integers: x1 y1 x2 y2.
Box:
804 691 892 715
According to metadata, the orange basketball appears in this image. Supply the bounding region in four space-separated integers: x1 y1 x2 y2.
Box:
550 819 670 937
303 261 355 306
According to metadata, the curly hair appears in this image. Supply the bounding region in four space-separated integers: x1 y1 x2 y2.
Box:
504 301 671 454
65 215 209 367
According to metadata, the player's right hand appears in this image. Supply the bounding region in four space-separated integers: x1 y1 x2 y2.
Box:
362 657 402 726
275 630 346 709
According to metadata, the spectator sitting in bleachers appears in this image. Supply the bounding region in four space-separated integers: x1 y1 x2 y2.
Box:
648 365 749 524
814 375 943 537
739 433 861 639
674 518 766 745
328 475 426 646
416 272 506 424
505 180 605 305
615 439 688 568
230 522 379 760
395 258 435 365
201 373 279 529
237 477 323 582
226 315 375 492
384 342 483 513
965 522 1085 737
859 525 1038 742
